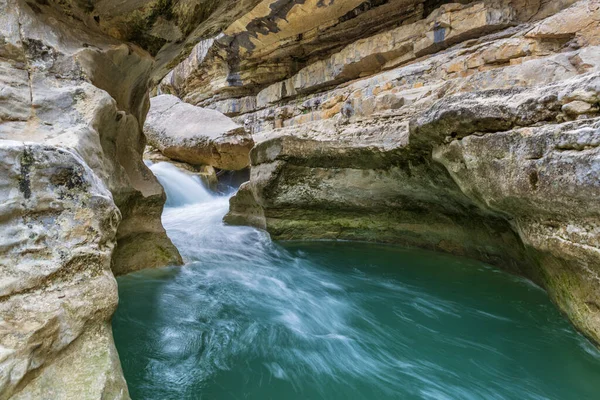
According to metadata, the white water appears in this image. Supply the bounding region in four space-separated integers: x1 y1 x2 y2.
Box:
150 161 213 207
144 163 405 394
114 162 600 400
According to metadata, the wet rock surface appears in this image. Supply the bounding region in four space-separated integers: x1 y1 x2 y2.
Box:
219 0 600 346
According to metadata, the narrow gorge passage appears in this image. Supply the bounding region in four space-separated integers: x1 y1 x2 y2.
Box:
112 164 600 400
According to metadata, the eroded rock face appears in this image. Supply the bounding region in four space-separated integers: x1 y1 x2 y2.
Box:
144 95 254 170
158 0 580 113
222 0 600 345
0 142 128 399
158 0 428 106
427 82 600 342
0 0 178 396
2 0 600 397
0 0 263 396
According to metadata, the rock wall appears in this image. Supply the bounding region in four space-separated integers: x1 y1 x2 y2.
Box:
0 1 171 397
159 0 600 346
2 0 599 397
0 0 262 397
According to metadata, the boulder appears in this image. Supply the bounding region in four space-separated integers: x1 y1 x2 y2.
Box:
144 95 254 170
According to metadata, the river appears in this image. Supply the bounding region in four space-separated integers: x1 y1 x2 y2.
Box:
113 162 600 399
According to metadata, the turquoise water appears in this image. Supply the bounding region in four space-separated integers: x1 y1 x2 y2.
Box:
112 163 600 399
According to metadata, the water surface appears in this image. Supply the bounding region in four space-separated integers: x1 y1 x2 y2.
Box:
113 162 600 399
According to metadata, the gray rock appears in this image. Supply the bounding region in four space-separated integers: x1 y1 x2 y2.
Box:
144 95 254 170
0 142 128 399
224 0 600 348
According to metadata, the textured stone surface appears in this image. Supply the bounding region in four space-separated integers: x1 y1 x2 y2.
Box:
2 0 600 397
159 0 577 115
434 115 600 334
0 142 128 399
144 95 253 170
158 0 429 106
223 0 600 346
0 0 262 396
0 0 172 396
31 0 264 82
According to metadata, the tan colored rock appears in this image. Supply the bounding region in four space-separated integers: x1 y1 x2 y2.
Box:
0 0 266 396
526 0 600 45
204 96 258 117
0 0 189 395
160 0 428 105
433 115 600 343
255 0 528 108
144 95 254 170
414 2 517 56
228 119 526 268
0 142 128 399
224 0 600 348
562 100 594 115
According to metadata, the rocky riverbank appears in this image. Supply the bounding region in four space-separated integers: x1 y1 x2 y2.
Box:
158 0 600 345
1 0 599 398
0 0 258 397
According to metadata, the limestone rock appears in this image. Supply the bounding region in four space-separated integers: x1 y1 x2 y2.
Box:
0 0 265 395
433 116 600 342
144 95 254 170
160 0 576 113
159 0 428 107
0 142 128 399
0 0 276 392
222 0 600 347
3 0 600 399
562 100 595 115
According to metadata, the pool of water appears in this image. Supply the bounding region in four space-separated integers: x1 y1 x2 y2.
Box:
112 162 600 400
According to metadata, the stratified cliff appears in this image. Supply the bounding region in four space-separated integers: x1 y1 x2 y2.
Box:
156 0 600 347
1 0 599 398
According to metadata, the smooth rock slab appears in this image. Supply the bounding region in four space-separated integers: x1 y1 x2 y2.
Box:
144 95 254 170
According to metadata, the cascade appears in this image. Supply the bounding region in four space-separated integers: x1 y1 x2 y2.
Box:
113 164 600 400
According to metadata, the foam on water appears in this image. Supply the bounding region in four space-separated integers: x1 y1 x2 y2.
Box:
149 161 213 207
114 164 600 400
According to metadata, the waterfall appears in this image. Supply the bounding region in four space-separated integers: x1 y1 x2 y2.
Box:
114 162 600 400
147 161 258 262
149 162 214 207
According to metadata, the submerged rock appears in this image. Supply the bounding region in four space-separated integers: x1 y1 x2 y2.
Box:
145 95 254 170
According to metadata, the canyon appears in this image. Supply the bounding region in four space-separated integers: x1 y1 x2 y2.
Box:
1 0 599 398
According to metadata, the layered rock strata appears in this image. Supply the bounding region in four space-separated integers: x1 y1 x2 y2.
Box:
214 0 600 345
2 0 600 398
